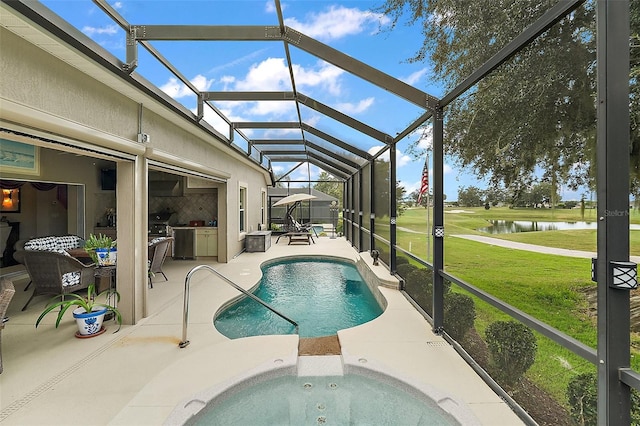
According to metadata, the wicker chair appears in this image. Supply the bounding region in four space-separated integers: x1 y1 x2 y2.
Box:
148 237 174 288
14 250 95 311
0 280 16 374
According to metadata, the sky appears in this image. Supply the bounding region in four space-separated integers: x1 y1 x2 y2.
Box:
38 0 584 201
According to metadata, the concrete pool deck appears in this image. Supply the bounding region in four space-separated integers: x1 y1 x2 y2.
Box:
0 236 524 425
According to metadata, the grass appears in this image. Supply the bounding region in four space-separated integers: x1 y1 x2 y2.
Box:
395 206 640 404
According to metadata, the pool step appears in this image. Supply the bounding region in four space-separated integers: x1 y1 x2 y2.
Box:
298 335 341 356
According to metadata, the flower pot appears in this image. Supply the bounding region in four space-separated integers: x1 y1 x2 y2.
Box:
73 307 107 336
95 248 117 266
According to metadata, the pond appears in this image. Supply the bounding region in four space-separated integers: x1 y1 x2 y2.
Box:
478 220 640 234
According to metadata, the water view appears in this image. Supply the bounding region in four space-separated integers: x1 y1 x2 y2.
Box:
478 220 640 234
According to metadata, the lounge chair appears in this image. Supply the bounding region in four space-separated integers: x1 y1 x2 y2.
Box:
148 237 174 288
1 279 16 374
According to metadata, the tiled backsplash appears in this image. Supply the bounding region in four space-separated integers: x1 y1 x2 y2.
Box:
95 191 218 227
149 192 218 225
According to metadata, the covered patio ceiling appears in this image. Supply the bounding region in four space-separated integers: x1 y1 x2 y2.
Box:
0 0 438 185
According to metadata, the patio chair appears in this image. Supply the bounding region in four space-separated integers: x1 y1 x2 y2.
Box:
148 237 174 288
12 239 32 291
14 250 94 311
1 279 16 374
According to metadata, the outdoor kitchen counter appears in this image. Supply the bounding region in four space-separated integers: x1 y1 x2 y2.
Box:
172 227 218 258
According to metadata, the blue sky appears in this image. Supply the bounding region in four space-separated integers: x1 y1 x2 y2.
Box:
39 0 583 201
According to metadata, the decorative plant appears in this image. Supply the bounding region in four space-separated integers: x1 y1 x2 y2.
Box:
84 233 116 264
35 284 122 332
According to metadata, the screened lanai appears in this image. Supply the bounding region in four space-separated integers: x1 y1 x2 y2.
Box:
0 0 638 423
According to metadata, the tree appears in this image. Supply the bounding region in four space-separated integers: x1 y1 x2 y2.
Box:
371 158 408 217
313 172 343 203
457 186 484 207
509 181 561 207
396 180 408 216
376 1 602 196
484 186 507 206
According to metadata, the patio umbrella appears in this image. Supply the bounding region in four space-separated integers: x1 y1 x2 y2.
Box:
272 193 317 206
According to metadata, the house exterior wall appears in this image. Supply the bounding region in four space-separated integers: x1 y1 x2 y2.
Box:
0 27 270 322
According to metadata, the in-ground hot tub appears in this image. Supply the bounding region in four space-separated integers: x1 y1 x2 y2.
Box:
165 355 481 426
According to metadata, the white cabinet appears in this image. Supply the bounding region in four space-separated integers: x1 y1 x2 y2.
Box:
195 228 218 257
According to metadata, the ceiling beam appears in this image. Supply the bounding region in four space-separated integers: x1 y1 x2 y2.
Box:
307 157 349 179
203 91 296 101
305 142 361 169
251 139 305 145
297 93 391 144
302 124 371 160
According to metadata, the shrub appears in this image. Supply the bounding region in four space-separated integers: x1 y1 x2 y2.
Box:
485 321 537 386
567 372 640 426
406 268 433 314
567 372 597 426
443 292 476 342
396 256 409 265
396 263 418 281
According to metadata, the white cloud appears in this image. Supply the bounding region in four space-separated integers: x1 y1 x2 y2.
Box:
112 2 123 10
246 101 297 117
417 126 433 150
335 97 374 115
293 61 344 96
82 24 118 36
265 1 276 14
367 145 411 168
191 75 215 91
229 57 344 96
233 57 291 91
284 6 390 41
402 69 427 86
160 74 214 99
215 58 346 119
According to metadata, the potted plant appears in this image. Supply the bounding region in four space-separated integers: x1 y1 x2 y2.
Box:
84 233 117 265
36 284 122 337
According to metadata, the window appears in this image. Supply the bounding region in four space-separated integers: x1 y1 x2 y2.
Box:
239 186 246 233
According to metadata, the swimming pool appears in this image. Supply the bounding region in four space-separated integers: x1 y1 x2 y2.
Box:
214 257 383 338
165 355 480 426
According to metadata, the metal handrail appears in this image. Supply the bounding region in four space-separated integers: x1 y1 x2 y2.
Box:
179 264 299 348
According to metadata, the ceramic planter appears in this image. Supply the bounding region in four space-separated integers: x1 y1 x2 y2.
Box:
95 248 117 266
73 307 107 337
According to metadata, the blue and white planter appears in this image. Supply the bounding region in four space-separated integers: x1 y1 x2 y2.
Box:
95 248 117 266
73 307 107 336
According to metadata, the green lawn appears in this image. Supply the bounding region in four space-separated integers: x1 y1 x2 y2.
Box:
394 206 639 404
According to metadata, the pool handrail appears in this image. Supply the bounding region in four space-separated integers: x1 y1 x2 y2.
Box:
179 264 299 348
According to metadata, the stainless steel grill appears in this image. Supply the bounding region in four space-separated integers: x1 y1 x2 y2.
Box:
149 211 177 237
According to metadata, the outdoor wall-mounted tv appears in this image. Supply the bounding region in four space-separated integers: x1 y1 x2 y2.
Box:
101 169 116 190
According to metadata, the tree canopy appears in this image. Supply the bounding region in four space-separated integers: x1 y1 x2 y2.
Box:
313 171 343 204
378 0 638 196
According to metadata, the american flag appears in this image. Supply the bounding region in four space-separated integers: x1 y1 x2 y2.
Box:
417 157 429 205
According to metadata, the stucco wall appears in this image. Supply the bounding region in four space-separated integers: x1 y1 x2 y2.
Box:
0 27 270 258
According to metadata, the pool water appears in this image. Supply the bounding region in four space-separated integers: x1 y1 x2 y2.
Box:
214 258 383 338
186 374 458 426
